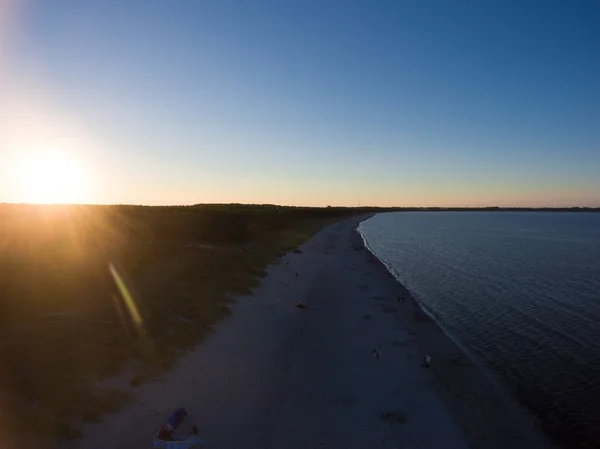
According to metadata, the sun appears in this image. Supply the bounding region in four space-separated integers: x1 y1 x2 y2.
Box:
18 152 86 204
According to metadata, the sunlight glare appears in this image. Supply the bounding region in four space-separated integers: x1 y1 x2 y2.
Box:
17 151 86 204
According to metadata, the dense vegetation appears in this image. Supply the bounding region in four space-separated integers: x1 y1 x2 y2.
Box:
0 203 384 440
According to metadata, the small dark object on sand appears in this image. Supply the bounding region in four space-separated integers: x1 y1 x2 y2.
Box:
293 248 302 254
296 300 307 309
422 355 431 367
372 345 382 359
397 294 404 303
295 272 298 277
380 411 407 424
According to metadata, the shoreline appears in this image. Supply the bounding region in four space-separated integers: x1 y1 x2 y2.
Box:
357 219 514 391
65 215 554 449
357 215 557 449
357 221 491 380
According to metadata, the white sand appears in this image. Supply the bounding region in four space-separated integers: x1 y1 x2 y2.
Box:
66 216 554 449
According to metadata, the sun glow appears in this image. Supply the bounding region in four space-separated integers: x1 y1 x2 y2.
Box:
17 152 87 204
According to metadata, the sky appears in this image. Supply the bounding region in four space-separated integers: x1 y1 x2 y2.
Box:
0 0 599 207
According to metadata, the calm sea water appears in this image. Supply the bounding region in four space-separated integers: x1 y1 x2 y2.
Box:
359 212 600 448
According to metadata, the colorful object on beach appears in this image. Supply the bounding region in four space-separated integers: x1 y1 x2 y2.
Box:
153 407 204 448
167 407 188 429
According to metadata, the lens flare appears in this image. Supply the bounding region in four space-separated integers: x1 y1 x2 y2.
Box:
109 263 143 333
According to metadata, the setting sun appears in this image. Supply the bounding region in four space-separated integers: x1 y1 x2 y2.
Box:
17 152 86 204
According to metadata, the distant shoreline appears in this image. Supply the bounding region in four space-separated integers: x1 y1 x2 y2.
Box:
377 207 600 212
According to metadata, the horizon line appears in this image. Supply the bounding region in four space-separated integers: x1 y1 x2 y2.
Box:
2 202 600 211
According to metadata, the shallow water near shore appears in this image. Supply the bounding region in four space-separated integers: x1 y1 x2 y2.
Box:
359 211 600 448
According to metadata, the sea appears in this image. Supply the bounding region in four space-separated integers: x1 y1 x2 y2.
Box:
358 212 600 449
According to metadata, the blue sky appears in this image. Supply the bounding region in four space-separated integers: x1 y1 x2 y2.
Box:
1 0 598 206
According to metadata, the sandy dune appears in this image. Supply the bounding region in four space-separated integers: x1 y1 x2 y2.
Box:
69 216 554 449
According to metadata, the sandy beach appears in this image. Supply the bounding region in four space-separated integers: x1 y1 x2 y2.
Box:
66 215 555 449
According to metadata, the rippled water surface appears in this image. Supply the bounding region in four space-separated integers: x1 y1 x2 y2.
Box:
359 212 600 448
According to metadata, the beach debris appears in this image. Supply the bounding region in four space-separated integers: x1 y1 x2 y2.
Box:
422 355 431 368
293 248 302 254
397 294 404 303
154 407 205 447
295 272 298 277
372 345 382 359
296 300 307 309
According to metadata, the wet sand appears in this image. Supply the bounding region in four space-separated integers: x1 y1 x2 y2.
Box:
67 215 555 449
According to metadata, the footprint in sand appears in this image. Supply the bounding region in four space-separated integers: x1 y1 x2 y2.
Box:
379 411 408 425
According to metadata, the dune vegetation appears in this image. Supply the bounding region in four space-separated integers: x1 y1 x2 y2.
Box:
0 203 386 438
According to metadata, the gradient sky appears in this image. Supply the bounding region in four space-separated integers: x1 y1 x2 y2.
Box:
1 0 599 206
